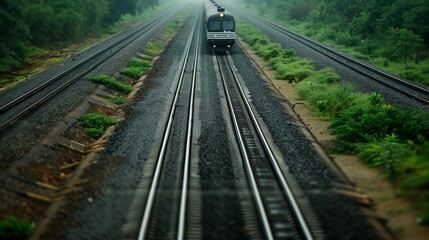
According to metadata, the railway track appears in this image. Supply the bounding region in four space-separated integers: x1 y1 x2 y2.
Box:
122 12 203 240
0 3 184 133
124 9 320 237
225 5 429 106
215 52 320 239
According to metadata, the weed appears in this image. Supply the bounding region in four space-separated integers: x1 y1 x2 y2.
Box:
86 75 132 94
78 113 119 139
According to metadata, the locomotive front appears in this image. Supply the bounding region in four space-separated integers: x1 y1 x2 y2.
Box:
205 1 236 50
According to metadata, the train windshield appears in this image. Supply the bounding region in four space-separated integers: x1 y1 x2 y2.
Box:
222 20 234 31
208 21 221 31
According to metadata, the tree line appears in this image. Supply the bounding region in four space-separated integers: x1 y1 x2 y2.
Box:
242 0 428 72
0 0 160 73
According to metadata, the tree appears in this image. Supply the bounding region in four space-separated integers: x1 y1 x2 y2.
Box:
0 0 29 72
387 27 423 69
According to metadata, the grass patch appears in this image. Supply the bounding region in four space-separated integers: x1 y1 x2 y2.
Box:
109 96 126 105
119 59 152 79
86 74 132 93
0 216 33 240
78 113 119 139
119 67 144 79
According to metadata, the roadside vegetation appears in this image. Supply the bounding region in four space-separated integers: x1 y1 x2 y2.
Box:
237 0 429 86
237 20 429 224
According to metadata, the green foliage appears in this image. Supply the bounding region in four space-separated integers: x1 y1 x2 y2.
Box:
275 59 314 81
78 113 119 139
239 0 429 86
399 69 428 84
357 136 429 222
295 69 360 117
329 104 429 144
0 2 30 73
401 139 429 191
357 134 413 183
0 0 162 74
86 75 133 93
0 216 33 240
385 27 423 69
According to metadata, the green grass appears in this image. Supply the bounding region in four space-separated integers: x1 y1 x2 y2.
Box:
86 75 132 93
109 96 126 105
78 113 119 139
119 67 144 79
0 216 33 240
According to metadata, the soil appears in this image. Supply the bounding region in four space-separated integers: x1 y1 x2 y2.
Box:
238 39 429 240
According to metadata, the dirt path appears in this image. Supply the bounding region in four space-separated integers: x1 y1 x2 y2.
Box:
238 39 429 240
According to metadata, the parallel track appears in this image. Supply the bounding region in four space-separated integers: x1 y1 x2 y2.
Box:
228 6 429 105
137 14 201 240
0 3 183 133
216 52 316 239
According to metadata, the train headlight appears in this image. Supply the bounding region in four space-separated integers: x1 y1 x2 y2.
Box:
220 13 224 18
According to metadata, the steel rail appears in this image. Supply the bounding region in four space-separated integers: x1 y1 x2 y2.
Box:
216 54 274 240
233 7 429 105
225 53 314 240
137 18 198 240
177 14 202 240
0 5 183 133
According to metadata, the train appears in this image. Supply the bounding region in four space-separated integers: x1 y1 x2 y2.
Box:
204 0 236 50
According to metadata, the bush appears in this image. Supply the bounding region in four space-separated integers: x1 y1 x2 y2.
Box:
357 134 413 183
401 139 429 191
275 59 314 81
399 69 427 84
330 104 429 144
256 43 284 60
0 216 33 240
335 32 360 47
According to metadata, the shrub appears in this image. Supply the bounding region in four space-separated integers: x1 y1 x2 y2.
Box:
357 134 413 183
330 104 429 144
335 32 360 47
399 69 427 84
78 113 119 139
0 216 33 240
256 43 284 60
275 59 314 82
283 48 296 58
401 139 429 191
